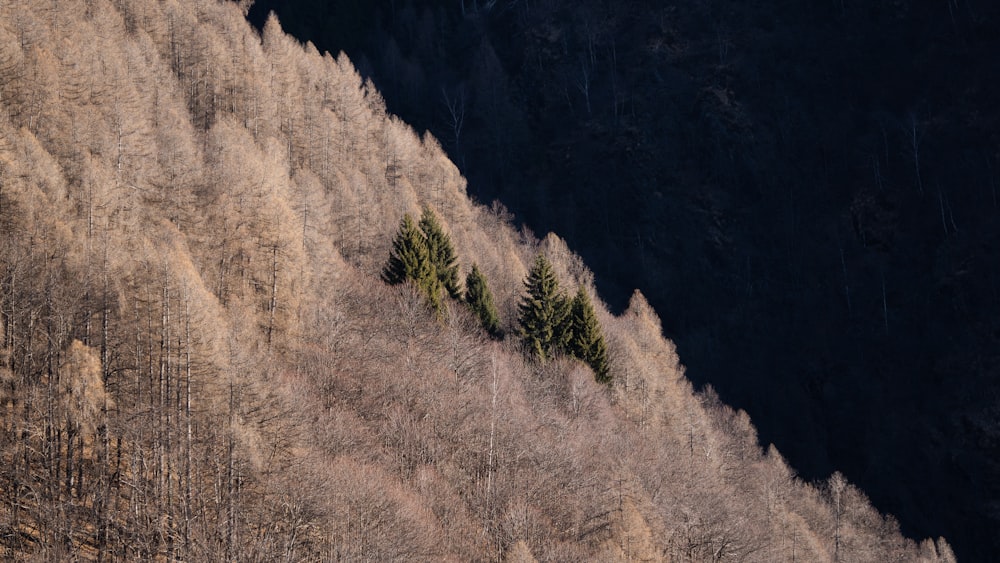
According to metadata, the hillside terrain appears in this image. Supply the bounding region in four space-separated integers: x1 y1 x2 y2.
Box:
0 0 959 561
247 0 1000 559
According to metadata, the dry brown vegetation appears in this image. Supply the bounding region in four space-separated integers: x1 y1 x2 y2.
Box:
0 1 957 561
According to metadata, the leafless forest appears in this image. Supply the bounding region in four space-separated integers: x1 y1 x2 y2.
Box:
0 1 957 560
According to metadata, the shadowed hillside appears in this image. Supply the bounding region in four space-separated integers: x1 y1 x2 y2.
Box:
0 0 958 560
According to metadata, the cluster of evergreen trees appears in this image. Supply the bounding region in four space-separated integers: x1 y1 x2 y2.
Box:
518 254 610 383
383 217 609 383
382 208 502 337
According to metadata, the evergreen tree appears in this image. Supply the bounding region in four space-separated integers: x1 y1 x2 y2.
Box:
567 285 611 384
418 207 462 299
464 263 502 338
382 213 443 313
518 253 570 360
382 213 432 285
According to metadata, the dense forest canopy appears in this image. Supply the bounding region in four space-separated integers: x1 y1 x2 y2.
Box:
0 0 961 560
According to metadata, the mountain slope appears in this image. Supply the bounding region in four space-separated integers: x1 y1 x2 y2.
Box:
0 0 955 560
246 1 1000 559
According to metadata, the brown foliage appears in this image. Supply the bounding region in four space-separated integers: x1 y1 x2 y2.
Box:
0 0 955 561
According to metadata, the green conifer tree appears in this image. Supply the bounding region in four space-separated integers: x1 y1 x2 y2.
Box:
418 207 462 299
567 285 611 384
464 263 502 338
382 213 432 284
382 213 443 313
518 253 570 360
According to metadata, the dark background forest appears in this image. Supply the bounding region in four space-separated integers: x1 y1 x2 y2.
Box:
248 0 1000 559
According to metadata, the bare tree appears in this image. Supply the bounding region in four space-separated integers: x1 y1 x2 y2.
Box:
441 84 466 165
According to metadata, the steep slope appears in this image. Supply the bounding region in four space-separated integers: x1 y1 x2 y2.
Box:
247 1 1000 559
0 0 955 561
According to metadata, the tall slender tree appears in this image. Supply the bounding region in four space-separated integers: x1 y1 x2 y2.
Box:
418 207 461 299
567 285 610 384
518 253 570 360
464 263 501 338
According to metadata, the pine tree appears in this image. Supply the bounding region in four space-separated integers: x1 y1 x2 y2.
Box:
518 253 570 360
382 213 433 285
464 263 501 338
567 285 611 384
418 207 462 299
382 213 443 313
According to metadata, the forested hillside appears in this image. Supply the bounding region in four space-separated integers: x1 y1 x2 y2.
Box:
246 1 1000 559
0 0 956 560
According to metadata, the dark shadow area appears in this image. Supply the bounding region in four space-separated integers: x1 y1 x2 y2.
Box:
248 1 1000 559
